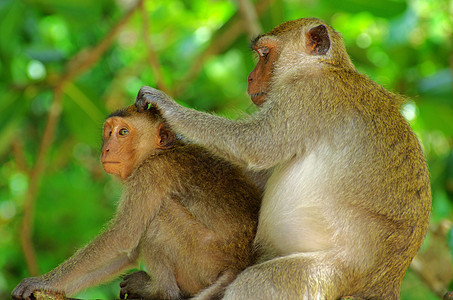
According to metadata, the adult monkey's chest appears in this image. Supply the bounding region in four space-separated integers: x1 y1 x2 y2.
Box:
254 152 336 256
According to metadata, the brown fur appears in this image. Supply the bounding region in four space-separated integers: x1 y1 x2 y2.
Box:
134 17 431 299
11 107 261 300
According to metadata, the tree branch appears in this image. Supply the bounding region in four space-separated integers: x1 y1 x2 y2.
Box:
140 0 171 95
236 0 263 38
173 0 274 97
20 84 63 275
410 220 453 298
19 0 143 276
11 138 30 174
61 1 141 84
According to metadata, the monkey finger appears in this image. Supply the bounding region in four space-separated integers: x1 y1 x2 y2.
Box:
120 271 139 283
119 281 130 298
22 289 37 300
119 288 140 300
136 86 175 113
135 86 161 112
11 289 32 300
119 280 126 288
121 273 131 281
119 274 133 289
135 95 149 113
135 86 152 112
138 85 157 95
11 285 28 300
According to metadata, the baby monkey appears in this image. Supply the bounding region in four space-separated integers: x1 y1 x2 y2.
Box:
12 105 261 300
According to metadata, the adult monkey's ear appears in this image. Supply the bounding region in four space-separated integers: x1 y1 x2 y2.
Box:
305 24 330 55
156 123 176 149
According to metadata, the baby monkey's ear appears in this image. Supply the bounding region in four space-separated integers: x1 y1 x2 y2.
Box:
156 122 176 149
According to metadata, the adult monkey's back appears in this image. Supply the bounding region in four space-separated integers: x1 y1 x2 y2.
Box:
135 18 431 299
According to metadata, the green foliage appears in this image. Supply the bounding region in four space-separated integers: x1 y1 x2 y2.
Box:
0 0 452 299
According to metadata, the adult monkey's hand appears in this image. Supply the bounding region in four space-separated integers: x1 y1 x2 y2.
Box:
135 86 178 113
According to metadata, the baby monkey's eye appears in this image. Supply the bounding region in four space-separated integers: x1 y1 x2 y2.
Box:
119 128 129 136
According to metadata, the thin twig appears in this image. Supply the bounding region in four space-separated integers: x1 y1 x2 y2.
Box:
140 0 171 95
236 0 262 38
173 0 274 97
20 85 63 275
62 1 142 84
11 138 30 174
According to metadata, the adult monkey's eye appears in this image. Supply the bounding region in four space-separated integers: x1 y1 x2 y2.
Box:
119 128 129 136
258 47 270 57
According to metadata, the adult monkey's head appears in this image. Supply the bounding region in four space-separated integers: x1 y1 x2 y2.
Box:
247 18 354 106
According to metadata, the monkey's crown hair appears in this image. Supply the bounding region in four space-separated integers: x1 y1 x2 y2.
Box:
107 105 162 121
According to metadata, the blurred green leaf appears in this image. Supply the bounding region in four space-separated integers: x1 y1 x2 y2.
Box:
418 102 453 137
322 0 407 18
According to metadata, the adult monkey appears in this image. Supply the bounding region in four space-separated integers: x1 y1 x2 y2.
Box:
135 18 431 299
